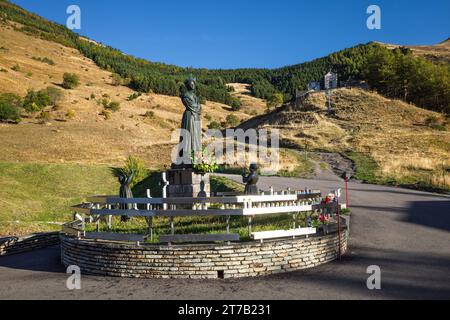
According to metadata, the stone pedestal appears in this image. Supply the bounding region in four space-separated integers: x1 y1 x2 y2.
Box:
167 167 210 198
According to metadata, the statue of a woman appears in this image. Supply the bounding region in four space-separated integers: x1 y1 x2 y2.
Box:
179 77 202 164
242 163 259 195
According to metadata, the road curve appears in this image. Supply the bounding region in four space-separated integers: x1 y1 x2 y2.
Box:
0 175 449 300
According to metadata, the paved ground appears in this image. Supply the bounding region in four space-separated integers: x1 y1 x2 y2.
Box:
1 175 449 300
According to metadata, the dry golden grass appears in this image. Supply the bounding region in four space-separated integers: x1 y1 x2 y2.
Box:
0 25 260 168
382 38 450 64
228 83 267 115
251 88 450 190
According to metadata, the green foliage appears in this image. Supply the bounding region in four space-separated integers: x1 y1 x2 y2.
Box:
346 152 380 183
111 155 149 188
62 72 79 89
363 46 450 114
11 64 20 71
23 88 52 112
143 111 154 118
225 114 240 127
267 92 284 110
208 121 222 130
0 93 22 122
127 92 142 101
230 97 242 111
105 101 120 112
32 56 55 65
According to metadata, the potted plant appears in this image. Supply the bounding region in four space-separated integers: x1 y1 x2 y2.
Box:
319 213 331 234
191 147 219 175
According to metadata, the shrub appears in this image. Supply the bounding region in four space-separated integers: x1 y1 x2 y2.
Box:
23 89 52 113
1 68 8 73
37 110 51 123
127 92 142 101
62 73 80 89
143 111 154 118
26 72 33 77
208 121 222 130
100 110 111 120
32 56 55 66
65 110 76 119
204 113 212 122
11 64 20 71
231 98 242 111
111 73 122 86
106 101 120 112
0 93 22 122
225 114 240 127
90 93 96 100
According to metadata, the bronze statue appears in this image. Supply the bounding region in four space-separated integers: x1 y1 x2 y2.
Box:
116 169 135 222
242 163 259 195
179 76 202 164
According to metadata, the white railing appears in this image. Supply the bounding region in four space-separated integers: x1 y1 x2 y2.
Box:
64 189 342 244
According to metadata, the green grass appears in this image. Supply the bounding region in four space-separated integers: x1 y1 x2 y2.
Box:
276 149 315 178
0 162 118 235
0 163 318 239
345 151 381 184
86 174 315 242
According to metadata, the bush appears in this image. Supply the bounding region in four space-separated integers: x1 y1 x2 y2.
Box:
111 73 122 86
65 110 76 119
62 73 80 89
208 121 222 130
225 114 240 127
0 93 22 122
32 56 55 66
105 101 120 112
11 64 20 71
100 110 111 120
23 89 52 113
127 92 142 101
231 98 242 111
143 111 154 118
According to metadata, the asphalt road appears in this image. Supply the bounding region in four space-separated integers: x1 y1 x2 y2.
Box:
1 175 449 300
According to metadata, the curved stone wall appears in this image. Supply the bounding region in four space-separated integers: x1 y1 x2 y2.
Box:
61 229 348 279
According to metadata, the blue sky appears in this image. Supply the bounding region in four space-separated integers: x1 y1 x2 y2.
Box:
10 0 450 69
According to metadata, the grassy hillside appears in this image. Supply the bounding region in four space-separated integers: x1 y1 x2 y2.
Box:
0 23 266 167
0 162 118 236
240 88 450 191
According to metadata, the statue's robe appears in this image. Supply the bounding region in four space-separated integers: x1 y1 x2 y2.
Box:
180 90 202 163
243 171 259 195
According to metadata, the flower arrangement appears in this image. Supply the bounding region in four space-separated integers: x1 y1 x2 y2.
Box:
191 147 219 174
319 213 331 225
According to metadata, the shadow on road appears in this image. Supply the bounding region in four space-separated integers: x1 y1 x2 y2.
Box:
403 201 450 232
0 245 64 274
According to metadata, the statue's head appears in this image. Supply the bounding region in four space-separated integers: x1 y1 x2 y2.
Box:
185 76 196 91
250 163 258 172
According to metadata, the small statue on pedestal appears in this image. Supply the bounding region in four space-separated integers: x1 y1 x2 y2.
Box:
242 163 259 195
117 169 135 222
